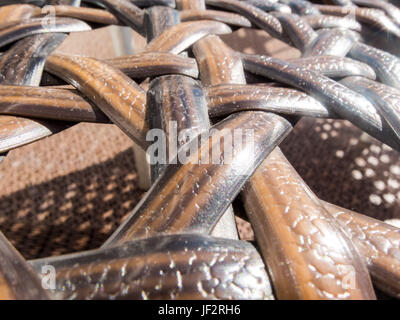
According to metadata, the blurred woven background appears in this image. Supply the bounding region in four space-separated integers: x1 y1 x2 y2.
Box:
0 27 399 260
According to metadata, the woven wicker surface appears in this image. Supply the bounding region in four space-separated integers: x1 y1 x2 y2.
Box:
0 27 398 260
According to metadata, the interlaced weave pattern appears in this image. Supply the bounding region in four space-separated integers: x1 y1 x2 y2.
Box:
0 0 400 300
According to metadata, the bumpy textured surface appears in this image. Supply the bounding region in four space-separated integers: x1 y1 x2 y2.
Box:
0 85 108 122
30 234 273 300
324 201 400 298
103 111 291 246
45 54 148 148
289 56 376 79
1 0 400 300
243 148 375 299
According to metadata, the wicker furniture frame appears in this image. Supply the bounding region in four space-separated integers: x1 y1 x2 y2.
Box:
0 0 400 300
